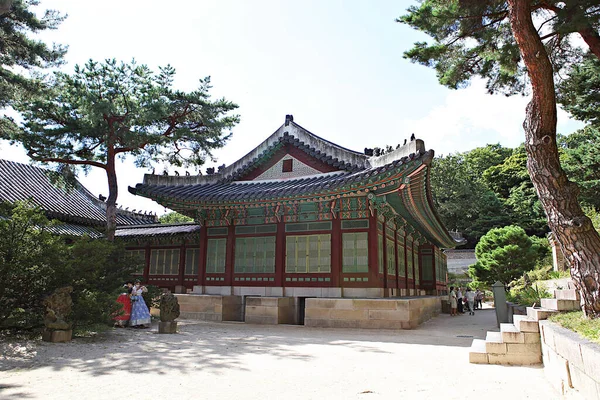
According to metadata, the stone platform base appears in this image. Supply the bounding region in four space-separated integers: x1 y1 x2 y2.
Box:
175 294 242 322
42 329 72 342
245 297 295 325
158 321 178 334
305 296 442 329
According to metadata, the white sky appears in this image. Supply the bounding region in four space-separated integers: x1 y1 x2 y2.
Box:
0 0 584 215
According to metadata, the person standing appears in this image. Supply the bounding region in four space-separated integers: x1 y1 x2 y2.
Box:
456 287 464 314
466 288 476 315
113 281 133 327
475 289 483 310
449 286 457 316
129 280 151 328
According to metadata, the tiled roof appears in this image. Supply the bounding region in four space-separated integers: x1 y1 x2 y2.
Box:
0 159 156 227
46 223 103 238
131 151 430 203
115 223 201 238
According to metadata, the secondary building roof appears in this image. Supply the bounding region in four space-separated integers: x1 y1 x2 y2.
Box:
0 159 157 228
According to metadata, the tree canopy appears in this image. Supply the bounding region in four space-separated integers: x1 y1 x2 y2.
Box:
0 0 66 108
4 59 239 239
399 0 600 318
470 225 542 287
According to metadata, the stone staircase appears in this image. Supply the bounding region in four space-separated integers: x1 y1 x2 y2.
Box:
469 289 580 365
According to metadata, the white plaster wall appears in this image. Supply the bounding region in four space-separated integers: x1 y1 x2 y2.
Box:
254 154 321 180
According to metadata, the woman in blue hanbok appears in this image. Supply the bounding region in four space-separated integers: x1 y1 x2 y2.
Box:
129 281 151 328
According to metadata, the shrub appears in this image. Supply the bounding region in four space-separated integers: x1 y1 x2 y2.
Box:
469 225 540 286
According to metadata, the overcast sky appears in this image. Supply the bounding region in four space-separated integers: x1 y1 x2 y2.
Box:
0 0 584 215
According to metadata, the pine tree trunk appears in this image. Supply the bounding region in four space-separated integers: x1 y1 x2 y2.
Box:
105 154 118 242
508 0 600 318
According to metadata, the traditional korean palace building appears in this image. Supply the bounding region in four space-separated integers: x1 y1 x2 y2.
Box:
128 115 463 306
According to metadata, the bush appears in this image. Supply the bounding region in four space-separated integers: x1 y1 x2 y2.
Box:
0 202 144 331
549 311 600 344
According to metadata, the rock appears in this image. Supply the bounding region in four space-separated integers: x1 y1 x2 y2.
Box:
159 292 180 322
43 286 73 331
158 321 178 334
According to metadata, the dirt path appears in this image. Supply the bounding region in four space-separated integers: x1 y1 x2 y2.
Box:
1 309 558 399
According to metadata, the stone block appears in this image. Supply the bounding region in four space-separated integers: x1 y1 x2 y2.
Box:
42 329 72 343
487 353 542 366
553 330 584 371
358 319 402 330
353 299 397 310
469 339 488 364
523 332 541 344
540 321 557 350
245 315 276 325
527 307 558 321
542 343 572 395
401 320 418 329
506 342 542 355
569 363 600 400
304 308 332 319
580 341 600 381
513 315 540 333
541 298 580 311
501 323 525 343
554 289 580 301
306 298 353 309
330 309 368 320
486 341 507 354
158 321 177 334
368 309 409 321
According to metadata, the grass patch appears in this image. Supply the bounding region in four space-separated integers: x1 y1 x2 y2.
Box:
73 323 111 338
549 311 600 344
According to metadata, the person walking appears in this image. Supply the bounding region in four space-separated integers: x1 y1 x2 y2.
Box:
466 288 476 315
449 286 457 316
456 287 464 314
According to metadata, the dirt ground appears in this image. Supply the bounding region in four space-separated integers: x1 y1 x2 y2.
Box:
1 309 559 400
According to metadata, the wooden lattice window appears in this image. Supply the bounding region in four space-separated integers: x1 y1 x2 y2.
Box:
234 236 276 273
285 234 331 273
206 238 226 273
378 234 384 274
342 232 369 273
185 248 199 275
387 238 395 276
414 246 420 284
127 249 146 275
282 158 293 172
407 242 413 278
397 241 406 278
149 249 180 275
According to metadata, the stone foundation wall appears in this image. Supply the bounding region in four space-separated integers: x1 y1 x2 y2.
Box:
539 320 600 399
175 294 243 322
304 296 442 329
245 297 296 325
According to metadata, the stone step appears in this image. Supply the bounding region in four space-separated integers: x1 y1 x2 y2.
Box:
469 339 489 364
512 315 540 333
485 331 506 354
540 298 580 311
500 323 524 343
487 353 542 366
554 289 580 301
527 306 559 321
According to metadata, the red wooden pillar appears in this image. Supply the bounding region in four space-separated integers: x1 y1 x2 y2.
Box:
411 237 416 292
368 212 379 285
331 216 341 288
143 242 151 282
198 226 207 287
394 228 400 293
225 224 235 286
177 241 186 288
275 220 285 287
404 234 409 292
382 219 388 296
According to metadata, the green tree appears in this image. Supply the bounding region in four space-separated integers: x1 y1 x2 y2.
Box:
6 59 239 240
558 54 600 124
470 225 540 286
0 201 68 328
399 1 600 318
159 211 194 224
0 0 66 108
559 126 600 210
